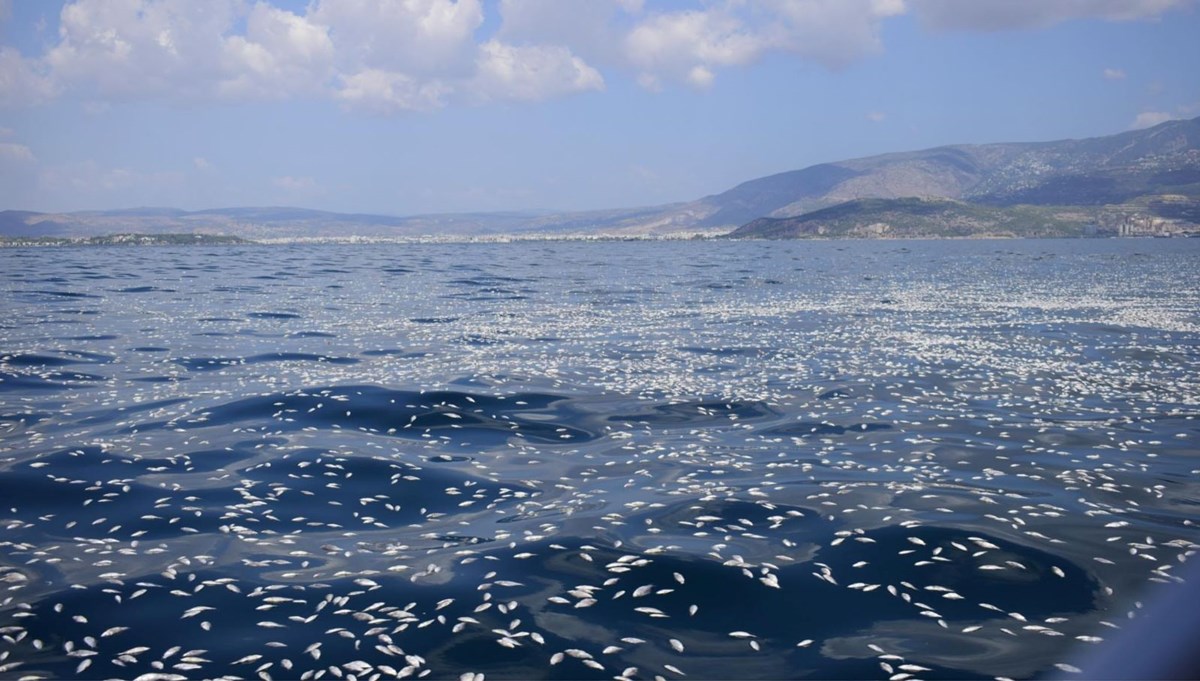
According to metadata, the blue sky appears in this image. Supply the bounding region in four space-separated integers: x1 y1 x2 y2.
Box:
1 0 1199 215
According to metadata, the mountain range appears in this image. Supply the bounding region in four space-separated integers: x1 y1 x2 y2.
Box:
3 116 1199 241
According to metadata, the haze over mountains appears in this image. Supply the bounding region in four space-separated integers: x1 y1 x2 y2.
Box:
4 116 1199 241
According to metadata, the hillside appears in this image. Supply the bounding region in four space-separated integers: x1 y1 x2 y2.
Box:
1 116 1198 239
691 116 1200 229
729 198 1097 239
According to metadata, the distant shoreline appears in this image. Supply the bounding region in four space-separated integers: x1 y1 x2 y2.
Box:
6 231 1195 248
0 232 716 247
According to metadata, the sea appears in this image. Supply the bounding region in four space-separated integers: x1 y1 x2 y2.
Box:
1 238 1198 680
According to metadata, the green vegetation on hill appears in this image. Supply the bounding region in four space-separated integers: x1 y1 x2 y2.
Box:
729 198 1095 239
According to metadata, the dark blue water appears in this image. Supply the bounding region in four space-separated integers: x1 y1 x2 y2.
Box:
1 239 1198 680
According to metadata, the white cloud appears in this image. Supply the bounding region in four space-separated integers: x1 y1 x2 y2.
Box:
17 0 608 113
625 9 761 89
44 0 334 102
496 0 635 65
912 0 1192 31
46 0 242 99
193 156 212 171
1103 67 1127 80
335 69 450 114
757 0 907 69
12 0 1186 113
219 3 334 99
1130 111 1177 129
473 40 604 102
0 141 35 162
623 1 906 89
329 4 605 111
866 111 887 122
311 0 483 78
0 47 57 106
686 65 714 89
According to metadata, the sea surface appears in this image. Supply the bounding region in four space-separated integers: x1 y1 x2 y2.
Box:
1 238 1199 680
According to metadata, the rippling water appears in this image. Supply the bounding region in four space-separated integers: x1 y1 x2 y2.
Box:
2 239 1199 680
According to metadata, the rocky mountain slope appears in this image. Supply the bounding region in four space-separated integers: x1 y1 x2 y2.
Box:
700 116 1200 229
2 116 1197 239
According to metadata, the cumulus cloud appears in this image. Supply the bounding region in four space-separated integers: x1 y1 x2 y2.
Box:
46 0 241 99
41 0 472 103
624 0 905 90
311 0 483 78
40 0 333 102
315 0 607 110
0 47 57 106
335 69 450 114
912 0 1192 31
14 0 613 113
219 3 335 99
1103 67 1127 80
496 0 637 65
626 9 760 89
686 65 715 89
866 111 887 122
1130 111 1177 129
473 41 604 102
11 0 1189 111
757 0 907 68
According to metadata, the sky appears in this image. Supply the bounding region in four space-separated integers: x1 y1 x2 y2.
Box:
1 0 1199 216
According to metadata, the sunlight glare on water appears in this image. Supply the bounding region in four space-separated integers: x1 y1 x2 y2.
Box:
1 238 1198 680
